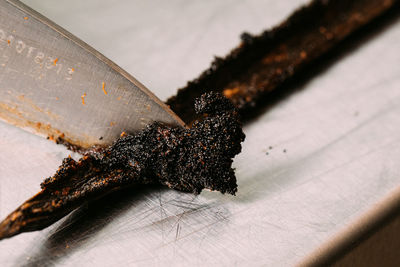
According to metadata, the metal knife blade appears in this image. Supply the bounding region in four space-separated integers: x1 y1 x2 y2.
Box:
0 0 185 149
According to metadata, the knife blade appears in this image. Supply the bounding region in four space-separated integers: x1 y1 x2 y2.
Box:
0 0 185 149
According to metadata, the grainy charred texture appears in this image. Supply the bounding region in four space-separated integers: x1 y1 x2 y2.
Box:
0 93 245 240
167 0 399 123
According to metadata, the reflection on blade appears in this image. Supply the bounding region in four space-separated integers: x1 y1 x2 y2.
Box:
0 0 185 149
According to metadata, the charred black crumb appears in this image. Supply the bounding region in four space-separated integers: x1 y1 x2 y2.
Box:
240 32 254 44
0 92 244 240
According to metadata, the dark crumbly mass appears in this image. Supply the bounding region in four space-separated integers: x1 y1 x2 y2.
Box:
0 93 245 240
1 0 397 242
167 0 398 123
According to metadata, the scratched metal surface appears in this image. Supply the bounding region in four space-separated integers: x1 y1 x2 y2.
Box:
1 0 400 266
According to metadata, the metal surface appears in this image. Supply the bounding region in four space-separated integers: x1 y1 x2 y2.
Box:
0 0 184 149
1 0 400 266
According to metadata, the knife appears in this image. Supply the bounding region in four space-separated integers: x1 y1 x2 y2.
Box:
0 0 185 149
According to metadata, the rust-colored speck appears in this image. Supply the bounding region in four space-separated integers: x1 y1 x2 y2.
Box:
53 58 59 65
300 51 307 59
110 121 116 127
23 17 28 20
325 32 334 40
384 0 393 7
319 26 334 40
7 40 10 45
81 93 86 105
223 87 240 98
102 82 108 95
274 53 288 63
120 131 127 137
62 187 70 196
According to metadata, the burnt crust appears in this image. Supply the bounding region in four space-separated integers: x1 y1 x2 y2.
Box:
167 0 398 123
0 93 245 240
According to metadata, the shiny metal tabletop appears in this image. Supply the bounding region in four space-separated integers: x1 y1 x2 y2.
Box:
1 0 400 266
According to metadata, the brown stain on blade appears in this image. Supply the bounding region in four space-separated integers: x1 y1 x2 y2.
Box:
0 101 99 150
15 94 60 120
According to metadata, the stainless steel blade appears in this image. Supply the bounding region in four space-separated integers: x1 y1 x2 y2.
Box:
0 0 185 149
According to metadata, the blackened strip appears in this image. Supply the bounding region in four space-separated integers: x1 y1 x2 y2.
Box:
167 0 399 123
0 93 244 240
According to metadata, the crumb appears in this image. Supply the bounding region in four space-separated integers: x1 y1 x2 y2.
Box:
102 82 107 95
